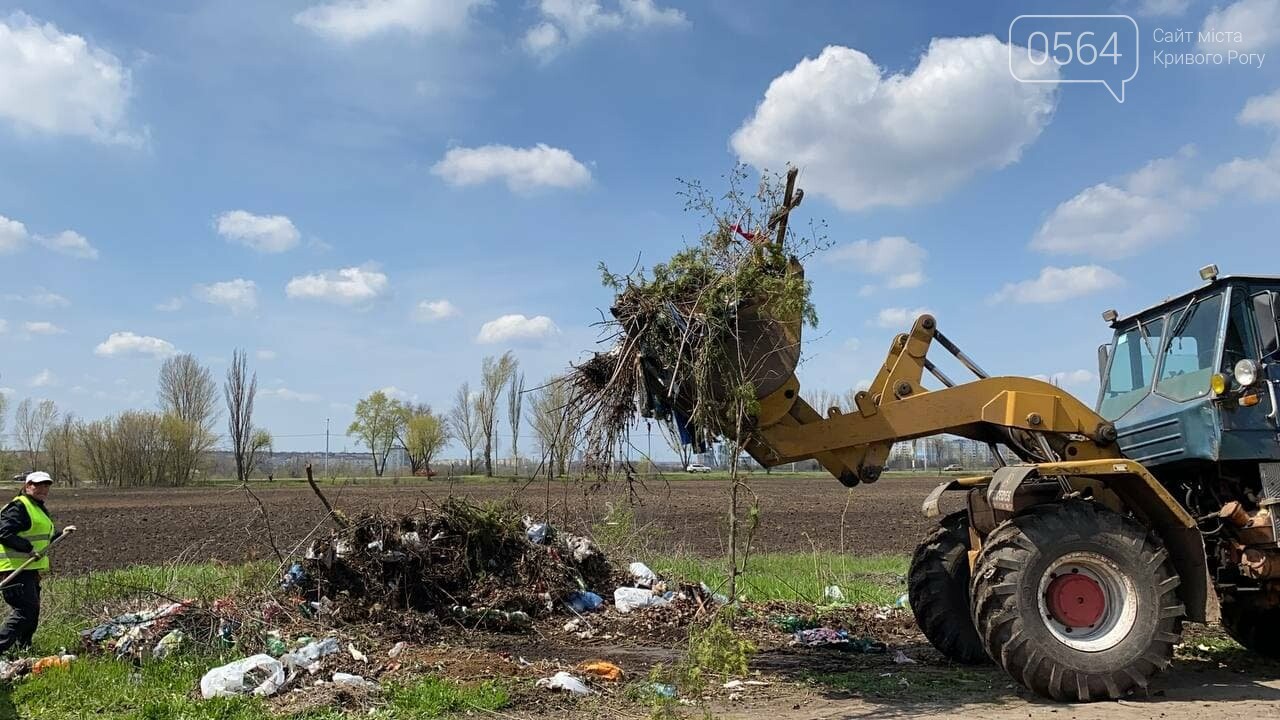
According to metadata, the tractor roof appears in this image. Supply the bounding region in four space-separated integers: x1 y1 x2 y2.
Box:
1110 274 1280 327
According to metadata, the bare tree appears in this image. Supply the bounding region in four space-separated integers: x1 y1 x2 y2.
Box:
802 389 841 418
527 376 579 477
448 383 481 474
158 354 219 484
42 413 78 486
14 398 57 471
224 349 262 483
507 371 525 473
476 352 517 477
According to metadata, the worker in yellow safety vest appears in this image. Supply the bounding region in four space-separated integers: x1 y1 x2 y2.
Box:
0 472 75 654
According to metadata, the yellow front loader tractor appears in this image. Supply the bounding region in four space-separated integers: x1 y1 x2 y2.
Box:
741 264 1280 701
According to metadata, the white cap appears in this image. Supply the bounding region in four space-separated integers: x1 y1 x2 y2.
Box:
24 471 53 485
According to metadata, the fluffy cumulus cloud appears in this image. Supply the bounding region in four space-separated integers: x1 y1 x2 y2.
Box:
523 0 689 59
0 215 27 254
476 314 560 343
1211 89 1280 201
194 279 259 314
94 331 177 358
1032 148 1203 259
23 321 64 335
431 143 591 193
731 37 1058 211
286 265 388 305
828 236 927 289
37 230 98 259
215 211 301 253
294 0 486 42
874 307 933 329
1199 0 1280 52
413 299 458 322
0 12 141 145
990 265 1123 304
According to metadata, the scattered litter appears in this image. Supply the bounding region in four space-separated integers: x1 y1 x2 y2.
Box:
577 660 623 682
723 679 769 690
699 582 729 605
525 522 552 545
564 591 604 614
644 682 678 699
1196 644 1212 652
535 671 594 696
200 655 285 698
629 562 659 588
280 563 306 591
153 630 185 659
332 672 378 690
450 605 532 631
895 593 909 608
791 628 887 653
81 602 190 657
892 650 917 665
614 587 671 614
281 637 340 673
264 631 286 657
0 659 33 682
31 655 73 675
823 585 845 602
388 642 407 658
348 644 367 663
770 615 818 633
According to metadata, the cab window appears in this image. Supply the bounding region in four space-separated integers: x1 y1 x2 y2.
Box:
1100 316 1165 420
1156 293 1224 401
1222 295 1258 373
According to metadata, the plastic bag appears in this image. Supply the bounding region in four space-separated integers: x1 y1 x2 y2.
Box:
564 591 604 613
332 672 378 689
614 587 670 614
200 655 285 698
628 562 658 588
535 671 594 695
152 630 185 659
280 637 340 673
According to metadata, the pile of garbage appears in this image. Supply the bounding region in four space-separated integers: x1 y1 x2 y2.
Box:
297 499 612 624
566 166 819 476
81 601 209 658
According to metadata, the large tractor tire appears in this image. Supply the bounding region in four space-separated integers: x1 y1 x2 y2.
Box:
908 511 988 664
1220 595 1280 658
970 501 1185 701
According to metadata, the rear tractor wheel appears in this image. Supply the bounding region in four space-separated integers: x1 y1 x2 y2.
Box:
907 511 988 664
970 501 1186 701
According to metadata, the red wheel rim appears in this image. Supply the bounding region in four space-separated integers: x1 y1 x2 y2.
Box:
1046 572 1106 628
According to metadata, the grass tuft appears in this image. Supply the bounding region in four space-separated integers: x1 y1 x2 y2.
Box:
649 552 907 605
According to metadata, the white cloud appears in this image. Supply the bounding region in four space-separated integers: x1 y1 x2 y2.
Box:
431 143 591 193
0 12 141 145
476 314 561 343
286 265 389 305
194 279 259 314
1240 88 1280 127
0 215 27 254
36 230 98 259
1032 148 1202 259
256 349 277 361
1033 369 1095 388
990 265 1123 304
155 297 184 312
413 299 458 322
1136 0 1191 14
94 331 177 358
523 0 688 59
23 321 64 335
0 386 12 397
378 385 417 402
828 237 926 289
295 0 486 42
28 369 56 388
1199 0 1280 52
874 307 933 329
215 210 301 253
260 387 320 402
731 37 1058 211
3 288 69 307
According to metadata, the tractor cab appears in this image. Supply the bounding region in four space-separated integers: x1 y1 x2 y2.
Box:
1097 265 1280 467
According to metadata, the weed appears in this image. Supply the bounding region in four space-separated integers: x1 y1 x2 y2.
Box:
680 613 756 693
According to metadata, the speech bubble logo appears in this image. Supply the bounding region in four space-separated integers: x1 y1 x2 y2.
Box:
1009 15 1140 103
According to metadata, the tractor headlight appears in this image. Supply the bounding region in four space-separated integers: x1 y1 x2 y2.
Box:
1233 359 1259 387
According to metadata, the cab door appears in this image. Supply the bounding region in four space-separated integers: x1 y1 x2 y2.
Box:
1218 289 1280 460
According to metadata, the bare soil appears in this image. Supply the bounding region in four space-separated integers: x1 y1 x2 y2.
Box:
48 474 953 575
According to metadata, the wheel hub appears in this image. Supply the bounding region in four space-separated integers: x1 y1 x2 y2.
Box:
1046 572 1106 628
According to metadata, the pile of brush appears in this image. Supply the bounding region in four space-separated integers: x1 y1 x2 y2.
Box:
567 166 821 477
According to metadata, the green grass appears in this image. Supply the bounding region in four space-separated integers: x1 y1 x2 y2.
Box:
649 552 908 605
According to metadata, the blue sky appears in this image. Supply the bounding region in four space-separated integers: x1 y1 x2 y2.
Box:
1 0 1279 456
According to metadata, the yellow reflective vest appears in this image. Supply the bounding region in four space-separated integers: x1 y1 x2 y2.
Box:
0 495 53 572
